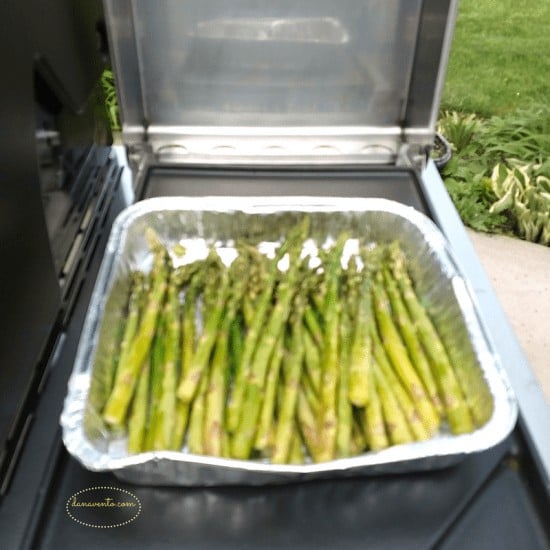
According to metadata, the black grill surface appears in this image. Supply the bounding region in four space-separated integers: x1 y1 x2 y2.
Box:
1 166 549 550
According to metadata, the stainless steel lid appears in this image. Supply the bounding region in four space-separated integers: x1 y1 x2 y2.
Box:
104 0 457 166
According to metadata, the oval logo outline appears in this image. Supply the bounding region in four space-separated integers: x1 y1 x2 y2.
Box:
66 486 142 529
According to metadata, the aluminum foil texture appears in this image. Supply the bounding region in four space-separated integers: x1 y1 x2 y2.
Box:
61 197 517 486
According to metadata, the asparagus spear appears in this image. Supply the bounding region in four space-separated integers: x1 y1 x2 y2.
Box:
336 308 353 459
154 272 181 450
103 229 168 426
254 332 285 451
127 358 150 454
351 415 368 455
226 230 297 433
302 321 322 394
229 315 244 379
348 274 372 407
382 267 442 415
171 269 204 450
297 389 322 462
373 359 414 445
187 367 210 455
288 428 305 465
202 329 229 457
231 218 309 459
143 317 165 451
388 244 476 433
369 322 429 441
177 262 231 403
89 273 142 422
204 256 248 457
317 233 347 462
301 369 321 417
362 360 389 451
303 305 324 349
272 305 306 464
371 277 440 436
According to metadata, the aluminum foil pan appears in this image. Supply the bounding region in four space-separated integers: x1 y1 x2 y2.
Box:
61 197 517 486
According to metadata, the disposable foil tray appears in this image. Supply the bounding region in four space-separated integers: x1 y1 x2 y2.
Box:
61 197 517 486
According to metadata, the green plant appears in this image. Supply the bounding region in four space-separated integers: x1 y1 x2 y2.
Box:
489 161 550 245
101 69 121 132
438 104 550 244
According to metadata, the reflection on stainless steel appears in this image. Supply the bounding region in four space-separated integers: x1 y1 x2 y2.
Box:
193 17 350 44
105 0 422 130
61 197 517 486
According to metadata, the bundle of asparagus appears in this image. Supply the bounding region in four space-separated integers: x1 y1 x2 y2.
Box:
96 219 493 464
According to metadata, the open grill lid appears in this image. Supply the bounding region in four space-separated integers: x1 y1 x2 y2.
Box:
104 0 457 167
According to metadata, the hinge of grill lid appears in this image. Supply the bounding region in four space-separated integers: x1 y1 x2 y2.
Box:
144 126 402 166
397 142 430 173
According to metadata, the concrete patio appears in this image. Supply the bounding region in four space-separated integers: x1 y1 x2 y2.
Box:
467 228 549 404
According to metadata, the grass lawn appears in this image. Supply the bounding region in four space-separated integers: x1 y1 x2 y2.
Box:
436 0 550 244
442 0 550 116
